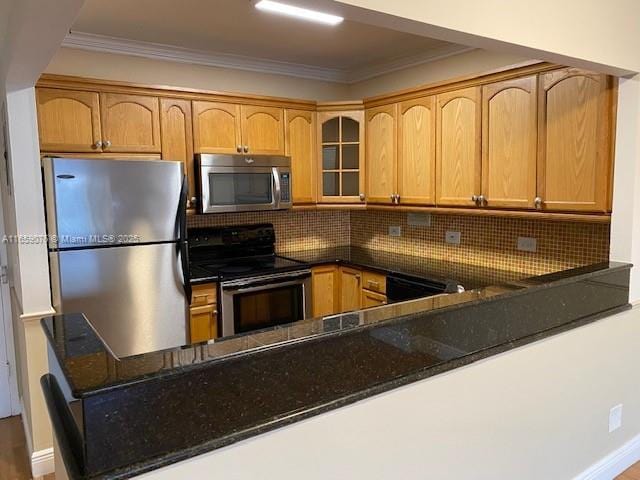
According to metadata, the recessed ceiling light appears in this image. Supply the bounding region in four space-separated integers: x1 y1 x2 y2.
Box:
255 0 344 26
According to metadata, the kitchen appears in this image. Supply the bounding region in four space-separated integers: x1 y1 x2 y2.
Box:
1 1 639 480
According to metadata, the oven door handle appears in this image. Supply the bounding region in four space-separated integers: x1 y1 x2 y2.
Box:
223 278 309 293
272 167 282 208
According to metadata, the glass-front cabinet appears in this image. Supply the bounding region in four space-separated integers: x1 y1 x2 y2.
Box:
317 108 365 204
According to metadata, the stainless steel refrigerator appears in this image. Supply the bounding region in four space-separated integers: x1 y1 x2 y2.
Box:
43 157 191 358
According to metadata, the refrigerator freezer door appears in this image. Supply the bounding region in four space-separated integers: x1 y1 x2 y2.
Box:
51 243 189 358
43 157 183 249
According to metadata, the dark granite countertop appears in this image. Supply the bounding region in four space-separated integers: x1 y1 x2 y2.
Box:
41 261 632 480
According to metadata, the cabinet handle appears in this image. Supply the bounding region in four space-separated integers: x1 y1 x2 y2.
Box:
103 140 112 148
359 193 365 201
477 195 485 206
236 145 242 153
355 274 361 281
243 146 249 153
390 194 395 202
471 195 479 203
93 140 103 150
395 194 400 204
534 197 543 209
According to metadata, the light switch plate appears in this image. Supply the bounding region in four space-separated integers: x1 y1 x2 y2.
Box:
517 237 537 252
389 226 401 237
407 213 431 227
609 404 623 432
445 231 461 245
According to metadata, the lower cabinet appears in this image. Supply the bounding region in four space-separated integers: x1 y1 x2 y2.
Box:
311 265 387 317
189 283 218 343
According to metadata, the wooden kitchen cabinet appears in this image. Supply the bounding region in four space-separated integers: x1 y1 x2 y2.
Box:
361 289 387 308
435 87 482 207
311 265 340 317
160 98 195 205
285 109 316 204
100 93 161 153
36 88 103 152
366 104 397 204
537 68 614 212
398 96 436 205
317 109 365 204
340 266 363 313
241 105 285 155
192 101 242 154
189 283 218 343
481 76 537 209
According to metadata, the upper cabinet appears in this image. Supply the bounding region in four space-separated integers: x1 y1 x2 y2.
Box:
160 98 195 205
436 87 482 207
285 109 316 204
36 88 103 152
537 68 614 212
192 101 241 154
99 93 161 153
317 109 365 204
481 76 537 209
366 104 397 204
398 97 436 206
240 105 285 155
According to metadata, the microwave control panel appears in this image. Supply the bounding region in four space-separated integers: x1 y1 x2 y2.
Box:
280 173 290 203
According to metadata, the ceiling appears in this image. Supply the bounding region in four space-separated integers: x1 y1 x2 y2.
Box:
67 0 470 83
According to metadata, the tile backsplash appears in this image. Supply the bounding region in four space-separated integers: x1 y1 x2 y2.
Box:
188 209 610 276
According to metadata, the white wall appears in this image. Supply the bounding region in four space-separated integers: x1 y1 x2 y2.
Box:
140 307 640 480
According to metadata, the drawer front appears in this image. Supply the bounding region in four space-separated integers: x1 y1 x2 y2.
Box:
361 289 387 308
363 271 386 294
191 283 217 306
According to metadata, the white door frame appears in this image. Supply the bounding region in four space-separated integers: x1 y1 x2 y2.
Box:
0 98 20 418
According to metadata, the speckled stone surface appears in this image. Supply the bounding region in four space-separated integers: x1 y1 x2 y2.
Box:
41 262 631 480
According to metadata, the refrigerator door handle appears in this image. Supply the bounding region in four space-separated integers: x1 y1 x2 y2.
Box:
178 174 192 304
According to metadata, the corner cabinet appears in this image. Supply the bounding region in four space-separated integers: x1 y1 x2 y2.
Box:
285 109 316 204
317 108 365 204
537 68 614 213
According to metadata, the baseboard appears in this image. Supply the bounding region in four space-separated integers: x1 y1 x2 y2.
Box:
575 433 640 480
31 447 54 477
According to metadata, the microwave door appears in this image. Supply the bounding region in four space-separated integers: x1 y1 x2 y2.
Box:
202 166 277 213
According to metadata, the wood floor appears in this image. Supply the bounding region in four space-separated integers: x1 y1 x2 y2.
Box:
0 416 54 480
618 461 640 480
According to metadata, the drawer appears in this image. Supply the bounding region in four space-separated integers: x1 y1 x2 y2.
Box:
361 289 387 308
362 271 386 294
191 283 217 306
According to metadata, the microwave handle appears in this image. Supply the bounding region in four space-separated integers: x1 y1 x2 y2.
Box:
272 167 282 207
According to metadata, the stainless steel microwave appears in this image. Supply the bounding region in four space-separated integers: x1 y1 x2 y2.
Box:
195 154 292 213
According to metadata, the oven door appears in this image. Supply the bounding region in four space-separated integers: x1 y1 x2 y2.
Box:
200 166 281 213
221 270 311 336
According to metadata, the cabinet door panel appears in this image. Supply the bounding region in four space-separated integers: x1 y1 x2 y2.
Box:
241 105 285 155
538 69 612 212
311 265 339 317
192 101 241 154
340 267 362 313
285 109 316 204
37 88 102 152
366 105 397 204
100 93 161 153
436 87 481 207
160 98 195 205
398 97 436 205
482 76 537 209
189 304 218 343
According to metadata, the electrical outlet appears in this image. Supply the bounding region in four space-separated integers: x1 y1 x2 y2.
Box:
517 237 537 252
388 226 401 237
407 212 431 227
445 231 461 245
609 404 623 432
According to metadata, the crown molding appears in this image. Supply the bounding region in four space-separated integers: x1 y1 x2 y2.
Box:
62 31 472 85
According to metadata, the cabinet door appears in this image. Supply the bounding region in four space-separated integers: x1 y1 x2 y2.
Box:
36 88 102 152
538 68 613 212
285 109 316 204
311 265 339 317
100 93 161 153
189 304 218 343
241 105 285 155
192 101 241 154
398 97 436 205
340 266 362 313
482 76 537 209
160 98 195 205
366 104 397 204
436 87 481 207
361 289 387 308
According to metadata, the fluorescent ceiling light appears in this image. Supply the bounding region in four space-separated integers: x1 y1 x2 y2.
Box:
255 0 344 26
